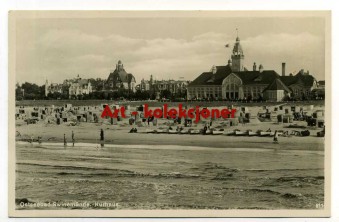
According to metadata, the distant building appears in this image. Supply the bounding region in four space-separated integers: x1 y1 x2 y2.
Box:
45 81 63 97
280 70 318 100
312 80 325 99
137 75 189 99
151 78 189 96
67 77 92 98
263 78 291 102
187 35 321 102
318 80 325 89
88 78 106 92
106 60 136 92
139 78 151 91
45 75 93 98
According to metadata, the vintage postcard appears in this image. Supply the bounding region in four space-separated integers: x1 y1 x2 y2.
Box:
8 11 331 217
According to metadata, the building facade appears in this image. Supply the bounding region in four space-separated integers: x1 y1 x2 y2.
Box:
68 79 92 98
137 75 189 99
139 78 151 91
187 35 320 102
45 75 93 98
105 60 136 92
45 81 63 97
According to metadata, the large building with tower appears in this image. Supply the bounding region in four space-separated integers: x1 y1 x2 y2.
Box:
105 60 136 92
187 35 320 101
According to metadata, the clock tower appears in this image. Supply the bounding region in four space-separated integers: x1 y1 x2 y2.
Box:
231 36 244 72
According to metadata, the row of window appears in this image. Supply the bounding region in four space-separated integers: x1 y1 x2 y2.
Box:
189 86 312 98
188 87 265 94
293 88 310 96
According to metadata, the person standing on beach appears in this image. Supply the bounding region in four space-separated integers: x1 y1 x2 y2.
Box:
64 134 67 146
71 131 75 147
29 136 34 144
273 130 278 144
203 124 208 135
100 129 104 147
37 136 42 145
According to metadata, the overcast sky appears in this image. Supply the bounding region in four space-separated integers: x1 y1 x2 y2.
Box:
15 16 326 85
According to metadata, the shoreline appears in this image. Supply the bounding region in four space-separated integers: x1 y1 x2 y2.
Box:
16 141 325 155
16 128 324 151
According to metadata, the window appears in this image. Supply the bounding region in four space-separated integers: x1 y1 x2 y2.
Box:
295 89 299 96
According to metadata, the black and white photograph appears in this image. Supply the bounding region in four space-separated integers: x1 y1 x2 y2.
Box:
8 11 331 217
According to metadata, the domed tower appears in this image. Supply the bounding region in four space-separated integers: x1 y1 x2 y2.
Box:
231 36 245 72
116 60 124 71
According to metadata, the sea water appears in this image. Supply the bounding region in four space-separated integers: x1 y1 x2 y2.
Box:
15 142 324 209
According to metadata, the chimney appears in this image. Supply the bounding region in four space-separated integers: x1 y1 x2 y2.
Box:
300 69 304 75
253 62 257 71
282 63 286 76
212 65 217 74
259 64 264 73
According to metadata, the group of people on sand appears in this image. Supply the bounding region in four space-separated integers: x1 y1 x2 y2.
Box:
63 129 105 147
129 128 138 133
25 129 106 148
25 120 281 146
63 131 75 146
28 136 42 144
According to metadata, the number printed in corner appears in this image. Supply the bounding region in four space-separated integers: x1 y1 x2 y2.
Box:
316 203 324 209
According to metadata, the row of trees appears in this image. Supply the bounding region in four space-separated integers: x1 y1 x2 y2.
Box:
15 82 45 100
15 82 187 101
70 89 186 101
17 82 323 101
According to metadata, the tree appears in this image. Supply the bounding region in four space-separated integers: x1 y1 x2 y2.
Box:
20 82 44 99
160 90 172 100
89 78 105 91
15 85 24 100
51 92 62 100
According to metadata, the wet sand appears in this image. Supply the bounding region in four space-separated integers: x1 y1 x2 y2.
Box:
15 120 324 151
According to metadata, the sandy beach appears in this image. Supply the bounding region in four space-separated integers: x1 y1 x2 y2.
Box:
14 104 325 210
15 118 324 151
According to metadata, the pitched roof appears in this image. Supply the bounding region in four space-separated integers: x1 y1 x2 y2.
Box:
295 72 316 87
280 71 316 87
107 69 135 83
188 65 233 86
234 70 279 85
280 75 297 86
188 65 316 88
188 65 280 86
264 78 291 92
127 73 136 83
78 79 90 86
